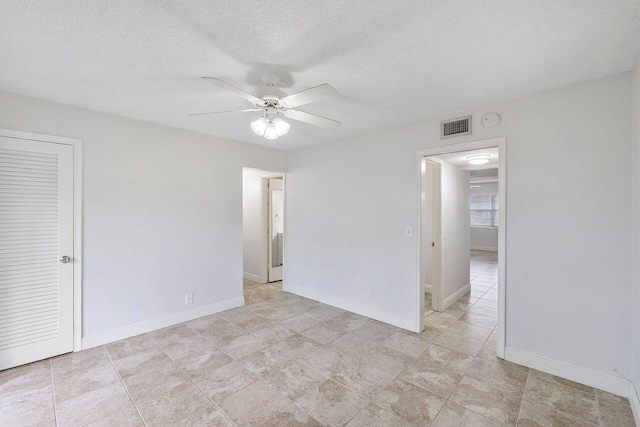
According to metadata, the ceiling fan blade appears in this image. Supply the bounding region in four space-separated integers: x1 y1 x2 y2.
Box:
201 77 262 105
189 108 261 117
284 109 341 129
280 84 339 108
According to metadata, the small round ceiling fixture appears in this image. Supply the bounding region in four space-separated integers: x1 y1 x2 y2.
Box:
467 154 491 165
482 113 500 128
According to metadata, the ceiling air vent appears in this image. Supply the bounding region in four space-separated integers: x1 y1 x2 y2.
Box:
441 115 472 139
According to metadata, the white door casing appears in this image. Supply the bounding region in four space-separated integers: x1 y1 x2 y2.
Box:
0 135 76 370
268 178 284 282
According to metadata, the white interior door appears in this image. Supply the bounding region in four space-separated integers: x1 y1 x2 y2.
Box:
268 178 284 282
0 136 75 370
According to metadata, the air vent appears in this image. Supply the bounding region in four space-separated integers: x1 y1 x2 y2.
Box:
441 115 472 139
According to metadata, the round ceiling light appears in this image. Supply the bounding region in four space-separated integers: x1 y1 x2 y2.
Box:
467 154 491 165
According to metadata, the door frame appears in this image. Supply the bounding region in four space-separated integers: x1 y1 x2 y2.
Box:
0 128 83 352
420 159 443 312
415 136 506 358
260 173 285 283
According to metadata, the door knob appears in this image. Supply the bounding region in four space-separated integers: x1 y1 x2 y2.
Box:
60 256 72 263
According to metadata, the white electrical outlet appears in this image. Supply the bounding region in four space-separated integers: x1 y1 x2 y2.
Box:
404 226 413 238
367 289 373 300
185 293 194 304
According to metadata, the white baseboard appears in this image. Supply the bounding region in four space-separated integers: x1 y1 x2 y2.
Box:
243 272 262 283
283 283 415 332
424 284 432 293
504 346 633 399
82 297 244 349
443 284 470 310
471 245 498 252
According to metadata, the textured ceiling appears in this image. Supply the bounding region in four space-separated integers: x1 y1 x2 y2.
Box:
1 1 639 150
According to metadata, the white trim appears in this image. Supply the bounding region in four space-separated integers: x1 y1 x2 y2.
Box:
0 128 84 352
471 245 498 252
284 283 415 331
415 136 506 359
424 284 432 293
243 272 262 283
259 172 285 284
443 283 471 310
82 296 244 349
504 346 632 397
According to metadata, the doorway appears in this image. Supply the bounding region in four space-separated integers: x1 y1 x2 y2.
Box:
242 168 285 290
267 176 284 282
0 129 82 370
416 137 506 358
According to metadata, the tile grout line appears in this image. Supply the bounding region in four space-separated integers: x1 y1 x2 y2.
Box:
102 343 147 427
48 358 58 427
514 370 532 426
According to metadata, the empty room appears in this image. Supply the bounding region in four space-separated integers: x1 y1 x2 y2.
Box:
1 1 640 426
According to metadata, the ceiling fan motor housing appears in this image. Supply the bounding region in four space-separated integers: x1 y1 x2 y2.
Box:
264 106 279 119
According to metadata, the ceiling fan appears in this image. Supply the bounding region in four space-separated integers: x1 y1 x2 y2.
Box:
191 74 341 140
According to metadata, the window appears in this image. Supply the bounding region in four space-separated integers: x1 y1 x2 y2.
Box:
470 193 499 228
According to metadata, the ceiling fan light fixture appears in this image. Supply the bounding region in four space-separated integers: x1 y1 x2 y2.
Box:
467 154 491 165
251 116 290 140
272 117 290 136
263 121 279 140
251 117 269 136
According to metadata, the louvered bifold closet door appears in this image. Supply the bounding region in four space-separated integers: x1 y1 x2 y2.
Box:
0 136 74 371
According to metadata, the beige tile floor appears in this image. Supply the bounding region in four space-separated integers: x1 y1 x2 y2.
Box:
1 251 635 426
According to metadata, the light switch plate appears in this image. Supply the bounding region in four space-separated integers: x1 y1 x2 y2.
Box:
405 226 413 238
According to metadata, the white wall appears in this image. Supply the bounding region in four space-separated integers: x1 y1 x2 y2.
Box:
285 72 632 378
631 58 640 396
436 159 470 305
470 181 499 251
243 169 265 281
0 90 288 340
